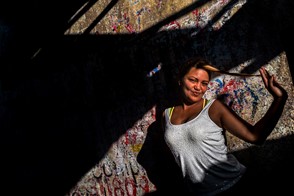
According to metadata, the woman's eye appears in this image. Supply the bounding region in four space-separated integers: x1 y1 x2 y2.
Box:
188 78 197 82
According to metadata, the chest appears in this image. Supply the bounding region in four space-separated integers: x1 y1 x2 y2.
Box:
165 111 224 148
170 106 202 125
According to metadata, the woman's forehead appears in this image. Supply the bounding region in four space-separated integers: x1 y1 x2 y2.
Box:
187 67 210 77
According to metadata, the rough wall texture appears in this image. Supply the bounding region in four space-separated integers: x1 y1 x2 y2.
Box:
64 0 294 195
0 0 293 195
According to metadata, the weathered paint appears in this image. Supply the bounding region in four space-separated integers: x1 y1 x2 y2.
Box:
63 0 294 195
69 107 157 195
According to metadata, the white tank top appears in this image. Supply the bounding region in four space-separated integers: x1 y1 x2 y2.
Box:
164 99 246 195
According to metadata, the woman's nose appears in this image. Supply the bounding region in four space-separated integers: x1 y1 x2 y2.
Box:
194 82 200 89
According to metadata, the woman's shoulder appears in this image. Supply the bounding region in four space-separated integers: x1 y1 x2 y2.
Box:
206 98 227 110
209 98 232 114
207 98 228 126
204 98 217 106
210 97 224 105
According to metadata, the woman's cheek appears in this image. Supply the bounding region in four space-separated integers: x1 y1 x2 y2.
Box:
202 86 208 92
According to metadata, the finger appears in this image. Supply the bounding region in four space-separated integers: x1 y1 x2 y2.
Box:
269 75 274 86
263 67 274 85
259 67 268 87
269 76 282 96
259 67 266 79
272 76 282 88
263 68 271 80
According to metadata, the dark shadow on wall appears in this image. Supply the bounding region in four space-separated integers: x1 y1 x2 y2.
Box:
1 39 159 195
0 0 293 195
125 0 294 81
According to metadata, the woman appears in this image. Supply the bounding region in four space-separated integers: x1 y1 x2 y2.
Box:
162 57 288 195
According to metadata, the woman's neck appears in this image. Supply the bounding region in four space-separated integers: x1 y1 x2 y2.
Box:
181 98 203 110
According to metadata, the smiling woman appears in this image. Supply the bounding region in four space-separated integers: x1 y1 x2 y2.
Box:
160 56 288 195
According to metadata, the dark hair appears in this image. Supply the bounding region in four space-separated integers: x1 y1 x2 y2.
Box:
178 57 212 81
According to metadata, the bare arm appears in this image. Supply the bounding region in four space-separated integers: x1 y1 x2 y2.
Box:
212 67 288 145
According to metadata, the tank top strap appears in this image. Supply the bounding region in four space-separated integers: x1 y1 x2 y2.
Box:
202 98 210 109
169 107 174 120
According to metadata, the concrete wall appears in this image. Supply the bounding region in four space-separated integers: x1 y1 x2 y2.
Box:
1 0 293 195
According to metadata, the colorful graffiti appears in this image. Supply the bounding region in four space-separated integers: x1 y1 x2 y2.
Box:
68 107 157 195
205 74 266 124
65 0 293 195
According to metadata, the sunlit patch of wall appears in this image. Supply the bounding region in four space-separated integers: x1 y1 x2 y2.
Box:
64 0 245 35
69 107 157 195
62 0 294 195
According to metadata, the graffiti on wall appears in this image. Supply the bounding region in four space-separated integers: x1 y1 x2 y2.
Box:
68 107 157 195
66 0 293 195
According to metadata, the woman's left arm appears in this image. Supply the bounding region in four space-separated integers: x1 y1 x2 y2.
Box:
251 67 288 144
215 67 288 145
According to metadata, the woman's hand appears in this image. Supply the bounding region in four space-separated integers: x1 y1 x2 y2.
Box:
259 67 288 99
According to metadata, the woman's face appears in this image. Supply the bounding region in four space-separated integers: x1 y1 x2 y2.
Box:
180 67 210 104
